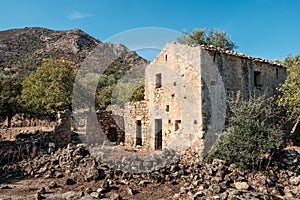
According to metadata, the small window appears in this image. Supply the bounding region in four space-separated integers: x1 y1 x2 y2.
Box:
175 120 181 131
168 119 171 123
194 120 197 124
165 54 168 61
171 93 175 98
254 71 263 87
166 105 169 112
156 73 162 88
276 68 279 79
173 82 176 86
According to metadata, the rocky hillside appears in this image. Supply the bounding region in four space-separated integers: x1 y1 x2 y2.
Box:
0 27 148 75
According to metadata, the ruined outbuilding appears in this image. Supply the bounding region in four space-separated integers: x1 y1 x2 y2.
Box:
124 42 286 155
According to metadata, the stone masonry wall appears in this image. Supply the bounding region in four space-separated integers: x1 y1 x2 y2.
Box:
73 109 125 146
200 47 286 155
124 42 286 155
144 43 203 152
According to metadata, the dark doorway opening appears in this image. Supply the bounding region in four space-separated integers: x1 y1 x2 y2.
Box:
108 127 117 142
155 119 162 150
136 120 142 146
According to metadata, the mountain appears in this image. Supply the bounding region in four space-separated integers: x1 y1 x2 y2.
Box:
0 27 148 75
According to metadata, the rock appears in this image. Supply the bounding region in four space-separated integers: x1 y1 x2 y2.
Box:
127 187 137 196
0 185 12 189
85 167 105 182
289 176 300 186
138 180 150 187
85 187 93 194
48 142 56 154
38 187 46 194
193 191 205 198
101 179 111 193
234 182 249 190
209 184 223 193
48 181 58 189
90 192 101 198
110 193 122 200
66 178 76 185
35 193 43 200
220 192 228 200
55 173 64 178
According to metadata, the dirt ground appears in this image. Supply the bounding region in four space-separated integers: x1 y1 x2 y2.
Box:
0 176 182 200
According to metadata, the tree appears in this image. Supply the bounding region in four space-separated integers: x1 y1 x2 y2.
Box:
207 93 284 170
277 55 300 140
177 28 238 51
0 75 23 126
21 59 77 114
95 57 145 108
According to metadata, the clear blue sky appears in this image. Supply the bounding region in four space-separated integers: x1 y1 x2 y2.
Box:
1 0 300 61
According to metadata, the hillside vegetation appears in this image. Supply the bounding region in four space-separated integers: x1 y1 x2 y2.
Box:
0 27 148 119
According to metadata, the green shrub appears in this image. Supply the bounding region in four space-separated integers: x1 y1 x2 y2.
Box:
206 92 284 170
21 59 77 114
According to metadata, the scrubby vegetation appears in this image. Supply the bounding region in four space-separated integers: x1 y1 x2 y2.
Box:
207 93 284 170
277 55 300 141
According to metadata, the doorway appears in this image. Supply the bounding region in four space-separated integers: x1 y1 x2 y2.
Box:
108 127 117 142
155 119 162 150
136 120 142 146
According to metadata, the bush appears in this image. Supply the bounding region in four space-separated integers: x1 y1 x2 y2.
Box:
206 93 284 170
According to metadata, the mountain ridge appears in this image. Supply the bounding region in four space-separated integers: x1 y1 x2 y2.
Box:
0 27 148 75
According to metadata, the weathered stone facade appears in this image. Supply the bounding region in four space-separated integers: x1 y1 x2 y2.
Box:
124 43 286 155
124 101 149 147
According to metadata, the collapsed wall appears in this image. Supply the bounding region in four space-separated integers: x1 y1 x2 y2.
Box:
73 108 125 146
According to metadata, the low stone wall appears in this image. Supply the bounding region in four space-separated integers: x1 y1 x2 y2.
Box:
0 113 57 130
0 110 72 166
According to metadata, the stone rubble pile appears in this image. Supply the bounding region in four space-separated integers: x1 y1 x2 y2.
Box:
1 144 300 199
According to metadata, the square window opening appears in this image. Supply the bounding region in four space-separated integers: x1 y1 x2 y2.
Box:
254 71 263 87
166 105 169 112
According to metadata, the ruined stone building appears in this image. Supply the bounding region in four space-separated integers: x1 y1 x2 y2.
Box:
123 42 286 155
